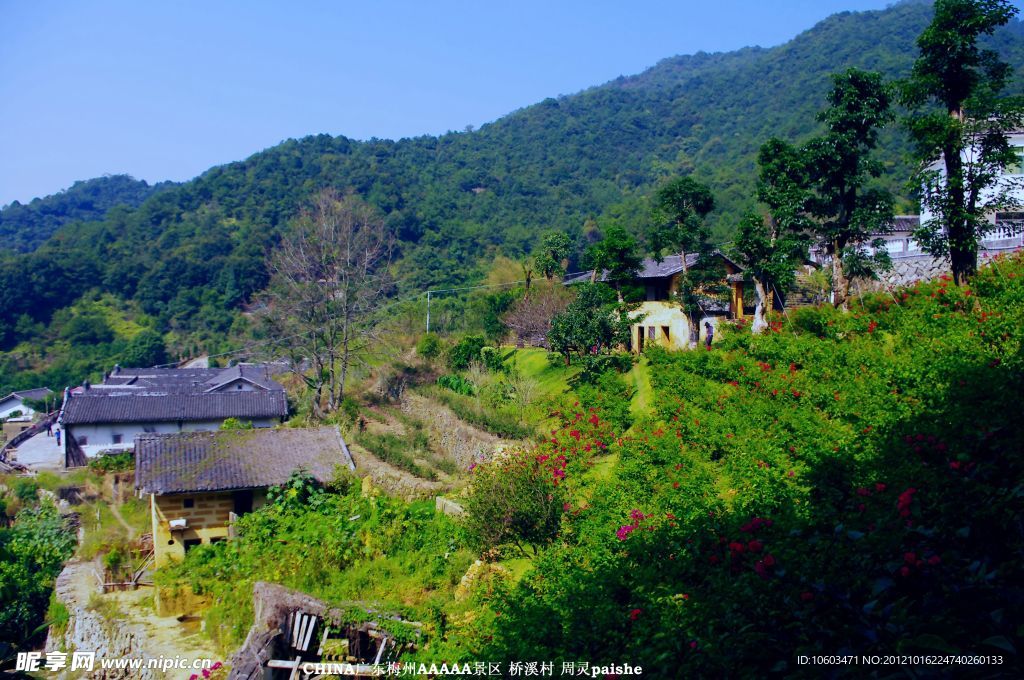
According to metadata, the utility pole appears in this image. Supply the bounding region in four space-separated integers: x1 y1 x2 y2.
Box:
426 290 431 333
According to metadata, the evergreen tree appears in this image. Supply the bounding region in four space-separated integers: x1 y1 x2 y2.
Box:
902 0 1023 283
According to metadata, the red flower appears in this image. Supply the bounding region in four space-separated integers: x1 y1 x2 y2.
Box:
875 483 886 492
856 487 870 497
904 552 917 564
569 429 581 440
589 414 600 426
800 591 814 602
629 608 642 621
928 555 942 566
747 540 763 553
762 554 776 567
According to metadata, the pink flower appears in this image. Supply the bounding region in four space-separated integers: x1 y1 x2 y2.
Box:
616 525 635 541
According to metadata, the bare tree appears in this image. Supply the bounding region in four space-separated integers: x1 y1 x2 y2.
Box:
502 281 572 348
260 189 393 416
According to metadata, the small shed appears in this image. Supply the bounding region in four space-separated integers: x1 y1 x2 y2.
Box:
135 426 355 567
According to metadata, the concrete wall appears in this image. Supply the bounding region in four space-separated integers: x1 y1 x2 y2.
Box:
68 418 279 458
629 302 724 352
152 490 267 567
630 301 690 352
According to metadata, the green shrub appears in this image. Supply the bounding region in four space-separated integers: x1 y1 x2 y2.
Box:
462 451 565 555
12 478 39 503
573 370 634 433
447 335 486 371
437 374 476 396
87 451 134 474
416 333 442 359
479 346 507 373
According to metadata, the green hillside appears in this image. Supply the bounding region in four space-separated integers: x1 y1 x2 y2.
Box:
0 175 173 252
4 0 1024 390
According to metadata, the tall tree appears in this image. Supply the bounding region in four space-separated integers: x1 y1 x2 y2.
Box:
651 177 720 345
548 283 633 365
903 0 1023 284
733 139 815 333
805 68 894 309
731 212 808 334
260 189 393 416
533 231 573 281
584 225 642 302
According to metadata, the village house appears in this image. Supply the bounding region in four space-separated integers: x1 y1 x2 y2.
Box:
0 387 53 420
134 426 354 567
566 252 748 352
58 365 288 460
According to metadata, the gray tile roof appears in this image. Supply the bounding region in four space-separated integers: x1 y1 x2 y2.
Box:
61 364 288 425
135 426 350 495
202 365 281 392
564 252 741 285
61 391 288 425
4 388 52 402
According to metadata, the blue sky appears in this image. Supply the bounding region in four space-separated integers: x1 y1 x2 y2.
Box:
0 0 896 206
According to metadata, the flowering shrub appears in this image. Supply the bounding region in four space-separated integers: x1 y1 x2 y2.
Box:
479 253 1024 675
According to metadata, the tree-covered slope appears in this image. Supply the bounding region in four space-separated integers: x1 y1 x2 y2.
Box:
0 175 173 252
4 1 1024 370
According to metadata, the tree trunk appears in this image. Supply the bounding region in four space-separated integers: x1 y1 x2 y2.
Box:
751 279 769 334
831 238 849 310
943 135 974 284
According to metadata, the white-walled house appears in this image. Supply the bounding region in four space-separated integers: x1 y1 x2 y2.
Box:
0 388 53 420
58 365 288 459
917 130 1024 251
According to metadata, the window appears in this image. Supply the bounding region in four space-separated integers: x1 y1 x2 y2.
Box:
77 436 87 445
112 434 122 444
1008 147 1024 175
662 326 670 340
183 539 202 552
648 326 656 340
183 498 194 509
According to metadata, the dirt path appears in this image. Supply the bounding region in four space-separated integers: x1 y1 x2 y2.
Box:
107 501 137 541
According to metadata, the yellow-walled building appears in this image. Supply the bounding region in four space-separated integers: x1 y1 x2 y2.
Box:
135 426 354 567
565 252 748 352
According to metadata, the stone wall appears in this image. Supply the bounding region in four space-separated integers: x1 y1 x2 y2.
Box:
45 559 161 680
875 255 950 289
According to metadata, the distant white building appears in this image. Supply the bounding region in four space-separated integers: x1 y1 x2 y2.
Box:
0 388 53 420
58 365 288 460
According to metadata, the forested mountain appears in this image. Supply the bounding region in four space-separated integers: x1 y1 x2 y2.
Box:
3 0 1024 390
0 175 173 252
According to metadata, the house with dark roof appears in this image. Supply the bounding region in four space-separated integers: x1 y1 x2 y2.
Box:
135 426 354 566
565 252 747 351
59 365 288 459
0 387 53 420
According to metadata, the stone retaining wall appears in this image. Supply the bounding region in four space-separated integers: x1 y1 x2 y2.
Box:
45 559 161 680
